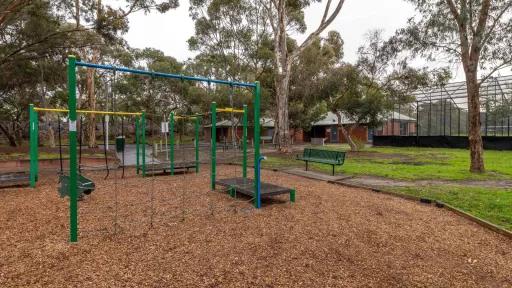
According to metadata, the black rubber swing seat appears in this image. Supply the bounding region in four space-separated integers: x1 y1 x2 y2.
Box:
58 174 95 198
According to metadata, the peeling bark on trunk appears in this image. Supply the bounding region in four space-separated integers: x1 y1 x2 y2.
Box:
276 71 291 152
445 0 489 173
465 70 484 172
272 0 346 152
274 0 291 152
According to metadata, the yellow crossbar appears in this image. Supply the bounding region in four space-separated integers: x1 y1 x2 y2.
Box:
33 107 142 116
216 108 244 113
174 115 201 120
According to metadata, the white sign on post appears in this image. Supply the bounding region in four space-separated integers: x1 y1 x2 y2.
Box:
69 120 77 132
161 122 169 133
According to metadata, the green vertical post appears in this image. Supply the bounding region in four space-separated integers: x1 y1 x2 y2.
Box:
141 112 146 177
242 104 248 178
211 102 217 190
290 189 296 203
194 116 200 173
67 55 78 242
169 112 175 175
29 104 38 188
253 82 261 208
135 116 140 174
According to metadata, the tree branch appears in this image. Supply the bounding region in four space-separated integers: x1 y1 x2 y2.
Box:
479 60 512 85
480 1 512 47
0 0 30 29
0 27 92 66
290 0 345 61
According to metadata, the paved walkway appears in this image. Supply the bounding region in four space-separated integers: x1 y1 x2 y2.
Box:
283 168 353 182
115 144 161 166
283 168 512 189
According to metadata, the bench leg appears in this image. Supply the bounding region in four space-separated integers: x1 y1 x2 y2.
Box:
305 161 308 171
332 165 335 176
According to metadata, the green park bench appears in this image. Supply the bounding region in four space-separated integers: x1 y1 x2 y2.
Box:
296 148 346 175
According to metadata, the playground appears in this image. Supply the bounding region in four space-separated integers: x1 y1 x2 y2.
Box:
1 166 511 287
1 58 511 288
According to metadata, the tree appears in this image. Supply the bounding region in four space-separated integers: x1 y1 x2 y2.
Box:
288 31 343 136
188 0 273 81
0 1 81 146
396 0 512 173
75 0 179 147
262 0 346 152
357 30 451 109
320 64 390 151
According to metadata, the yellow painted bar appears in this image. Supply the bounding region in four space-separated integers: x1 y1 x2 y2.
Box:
175 115 201 120
33 107 142 116
216 108 244 113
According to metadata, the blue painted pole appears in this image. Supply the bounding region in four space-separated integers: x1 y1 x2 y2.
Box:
256 155 266 209
75 61 256 88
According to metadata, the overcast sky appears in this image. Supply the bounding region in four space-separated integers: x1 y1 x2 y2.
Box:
119 0 480 81
123 0 412 61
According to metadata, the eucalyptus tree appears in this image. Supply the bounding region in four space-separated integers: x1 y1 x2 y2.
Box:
71 0 179 147
288 31 344 135
395 0 512 173
357 30 451 119
188 0 274 81
261 0 347 151
319 64 390 151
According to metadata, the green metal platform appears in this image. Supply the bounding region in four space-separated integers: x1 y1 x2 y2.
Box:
146 161 197 175
0 172 30 188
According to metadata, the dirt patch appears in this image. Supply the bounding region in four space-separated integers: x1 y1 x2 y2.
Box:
347 151 409 160
0 166 511 287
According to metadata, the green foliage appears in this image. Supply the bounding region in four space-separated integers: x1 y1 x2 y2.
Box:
320 63 390 128
289 32 344 131
187 0 273 82
396 0 512 74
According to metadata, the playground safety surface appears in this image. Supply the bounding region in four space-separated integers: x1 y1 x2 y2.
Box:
1 166 511 287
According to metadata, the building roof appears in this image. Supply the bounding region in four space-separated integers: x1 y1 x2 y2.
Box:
208 112 415 128
313 112 357 126
383 111 416 121
312 111 416 126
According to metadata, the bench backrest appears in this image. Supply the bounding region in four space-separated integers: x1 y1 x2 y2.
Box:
302 148 346 163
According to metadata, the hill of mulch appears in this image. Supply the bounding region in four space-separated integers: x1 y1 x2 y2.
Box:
0 166 511 287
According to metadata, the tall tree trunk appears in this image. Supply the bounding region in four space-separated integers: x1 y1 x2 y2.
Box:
48 125 55 148
85 0 101 148
86 66 97 148
335 112 357 151
274 0 291 152
0 123 17 147
465 69 484 172
275 71 291 152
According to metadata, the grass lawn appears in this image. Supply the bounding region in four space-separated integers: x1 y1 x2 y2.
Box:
263 145 512 231
390 185 512 231
265 145 512 181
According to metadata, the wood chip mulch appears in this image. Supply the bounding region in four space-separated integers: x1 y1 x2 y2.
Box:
0 166 511 287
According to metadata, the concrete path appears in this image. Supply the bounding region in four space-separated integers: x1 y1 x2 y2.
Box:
283 167 512 189
114 144 161 166
283 168 353 182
